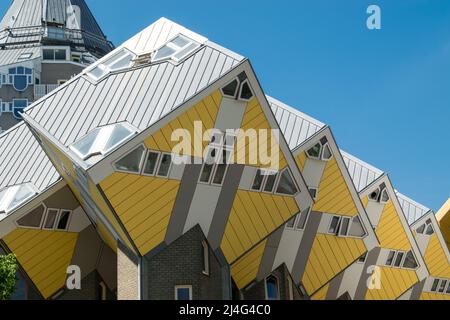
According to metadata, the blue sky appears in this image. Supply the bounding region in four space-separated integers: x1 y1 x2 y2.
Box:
2 0 450 211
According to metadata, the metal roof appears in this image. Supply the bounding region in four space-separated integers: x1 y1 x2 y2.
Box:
0 45 40 66
396 192 431 225
268 96 325 151
0 0 113 56
0 122 60 193
25 18 244 150
341 151 385 192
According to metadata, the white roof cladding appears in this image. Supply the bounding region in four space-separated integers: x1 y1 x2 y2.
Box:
24 17 244 152
0 122 60 193
341 150 384 192
396 192 431 225
268 96 325 151
0 46 40 66
0 0 113 56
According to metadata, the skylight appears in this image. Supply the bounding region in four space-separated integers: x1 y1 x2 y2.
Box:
0 183 38 215
87 48 136 81
70 123 137 162
152 34 200 63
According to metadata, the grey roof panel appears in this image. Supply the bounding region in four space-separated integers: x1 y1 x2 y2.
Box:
396 192 431 225
26 45 242 148
0 45 40 65
341 151 384 192
0 122 60 193
268 96 326 150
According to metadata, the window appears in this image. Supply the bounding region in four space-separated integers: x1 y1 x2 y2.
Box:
305 138 333 161
57 210 71 231
222 79 239 97
438 280 447 293
18 52 33 61
43 208 59 230
328 215 366 238
8 67 32 91
265 275 279 300
143 151 160 175
358 253 368 264
394 252 404 267
368 184 390 204
385 251 396 266
276 169 298 195
402 251 418 269
349 216 366 238
152 35 200 63
221 74 254 101
430 278 450 295
286 208 310 231
16 205 46 228
199 132 234 186
114 146 146 173
87 48 135 81
113 147 174 178
416 219 434 236
70 123 137 161
309 188 318 200
201 240 210 276
43 48 67 61
385 250 419 270
157 154 173 178
0 183 37 215
13 99 28 119
431 279 440 292
175 286 192 300
238 80 254 101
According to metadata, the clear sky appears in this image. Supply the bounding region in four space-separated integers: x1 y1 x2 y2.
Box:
1 0 449 211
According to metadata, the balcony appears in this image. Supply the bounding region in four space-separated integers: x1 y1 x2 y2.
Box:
34 84 60 100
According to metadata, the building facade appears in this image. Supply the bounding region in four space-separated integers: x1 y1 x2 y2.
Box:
0 0 113 132
0 6 448 301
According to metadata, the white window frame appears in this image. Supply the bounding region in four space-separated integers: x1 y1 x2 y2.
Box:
199 132 235 187
140 150 162 177
42 207 60 231
56 209 73 231
152 34 201 64
327 215 364 239
42 47 68 61
273 168 299 197
15 203 47 230
286 208 311 232
175 285 193 300
155 152 174 179
114 145 147 175
237 79 254 102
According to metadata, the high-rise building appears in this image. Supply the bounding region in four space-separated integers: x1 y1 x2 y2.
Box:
0 0 113 132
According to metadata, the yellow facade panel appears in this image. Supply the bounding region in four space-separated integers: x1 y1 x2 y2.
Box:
313 158 358 217
221 191 299 263
302 234 366 295
420 292 450 300
376 201 411 251
365 267 418 300
311 283 330 300
424 234 450 278
231 240 267 289
143 90 222 157
101 173 180 256
3 229 78 299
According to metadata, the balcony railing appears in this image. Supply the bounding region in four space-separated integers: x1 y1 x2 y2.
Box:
34 84 60 100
